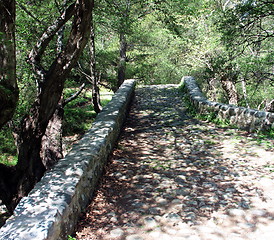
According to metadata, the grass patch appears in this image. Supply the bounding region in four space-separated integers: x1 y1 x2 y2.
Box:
204 139 216 145
180 87 231 128
252 129 274 150
263 164 274 172
63 101 96 136
195 111 231 127
61 87 113 136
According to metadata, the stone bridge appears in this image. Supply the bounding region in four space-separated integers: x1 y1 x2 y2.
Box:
0 78 273 240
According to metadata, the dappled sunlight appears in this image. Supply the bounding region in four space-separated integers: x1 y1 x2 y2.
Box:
75 85 274 240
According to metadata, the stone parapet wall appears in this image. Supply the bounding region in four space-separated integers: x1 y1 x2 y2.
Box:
0 79 136 240
181 76 274 132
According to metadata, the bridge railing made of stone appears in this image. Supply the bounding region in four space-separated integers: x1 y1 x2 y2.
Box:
181 76 274 132
0 79 136 240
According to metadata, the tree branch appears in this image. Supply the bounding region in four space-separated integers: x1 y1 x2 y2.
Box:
27 2 75 87
17 2 45 25
62 83 86 107
76 61 94 82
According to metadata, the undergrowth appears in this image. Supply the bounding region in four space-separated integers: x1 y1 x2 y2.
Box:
179 84 274 140
0 87 113 166
0 126 18 166
179 84 230 127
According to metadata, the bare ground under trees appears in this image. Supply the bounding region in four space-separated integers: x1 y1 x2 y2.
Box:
73 85 274 240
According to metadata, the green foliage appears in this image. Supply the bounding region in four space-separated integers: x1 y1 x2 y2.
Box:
0 127 17 166
218 0 274 51
62 87 113 137
1 0 273 167
185 0 274 110
255 128 274 146
126 13 188 84
198 112 231 128
62 89 96 136
180 84 232 128
67 235 76 240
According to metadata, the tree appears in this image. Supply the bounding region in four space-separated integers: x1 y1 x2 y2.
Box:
216 0 274 108
98 0 132 89
0 0 19 129
89 12 102 113
183 0 273 109
97 0 154 89
0 0 93 212
219 0 274 51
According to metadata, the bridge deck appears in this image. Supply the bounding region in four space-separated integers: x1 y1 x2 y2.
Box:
75 85 274 240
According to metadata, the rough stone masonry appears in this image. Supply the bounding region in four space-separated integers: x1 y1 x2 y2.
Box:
0 79 136 240
182 76 274 132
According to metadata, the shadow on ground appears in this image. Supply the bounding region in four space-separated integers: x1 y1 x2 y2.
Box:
75 85 274 240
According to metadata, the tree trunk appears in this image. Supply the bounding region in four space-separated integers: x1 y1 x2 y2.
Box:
0 164 16 213
41 103 64 169
90 13 102 113
0 0 19 129
117 32 127 89
241 78 250 108
40 81 87 169
40 3 66 170
57 26 65 53
0 0 93 212
220 74 239 105
265 99 274 112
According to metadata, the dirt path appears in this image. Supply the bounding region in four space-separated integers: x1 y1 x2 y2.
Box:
74 85 274 240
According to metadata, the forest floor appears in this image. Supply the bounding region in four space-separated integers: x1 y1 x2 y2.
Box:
74 85 274 240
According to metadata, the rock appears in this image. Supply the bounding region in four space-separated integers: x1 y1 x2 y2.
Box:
132 202 145 208
185 212 196 221
107 212 118 222
143 186 153 192
251 209 267 217
156 197 168 205
144 216 158 228
149 207 163 215
225 187 237 193
163 212 181 222
200 205 213 211
185 200 198 206
171 199 182 204
175 188 189 196
176 175 187 181
126 235 144 240
163 193 175 200
110 228 124 237
227 208 246 217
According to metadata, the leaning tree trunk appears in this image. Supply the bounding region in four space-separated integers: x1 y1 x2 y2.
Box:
40 82 86 170
0 0 19 129
41 103 64 169
40 13 65 170
0 0 93 212
117 32 127 89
